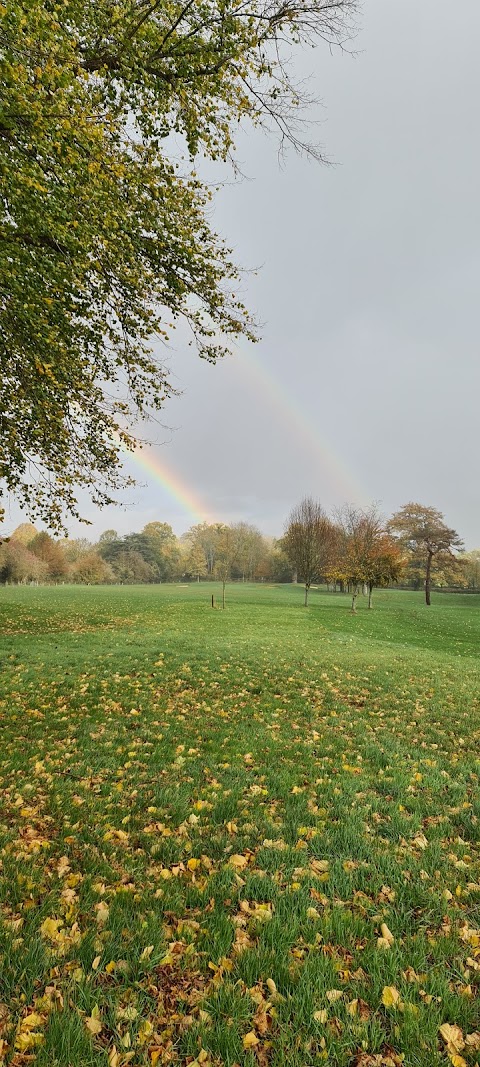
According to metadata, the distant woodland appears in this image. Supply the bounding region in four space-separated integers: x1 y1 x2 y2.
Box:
1 503 478 595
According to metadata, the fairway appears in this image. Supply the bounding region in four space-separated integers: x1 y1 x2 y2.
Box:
0 584 479 1067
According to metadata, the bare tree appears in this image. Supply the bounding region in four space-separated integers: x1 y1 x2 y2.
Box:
283 497 336 606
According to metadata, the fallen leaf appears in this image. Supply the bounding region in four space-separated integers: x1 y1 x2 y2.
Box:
382 986 400 1008
230 854 248 870
439 1024 465 1055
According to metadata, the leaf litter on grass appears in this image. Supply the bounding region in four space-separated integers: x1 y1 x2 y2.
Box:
0 584 479 1067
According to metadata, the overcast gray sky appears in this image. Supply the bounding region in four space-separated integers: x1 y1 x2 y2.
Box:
4 0 480 546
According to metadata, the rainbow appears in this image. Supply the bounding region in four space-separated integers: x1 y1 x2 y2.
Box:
236 349 367 505
121 440 216 526
122 349 366 525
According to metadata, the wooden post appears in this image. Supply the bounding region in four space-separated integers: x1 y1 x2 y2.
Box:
211 594 214 608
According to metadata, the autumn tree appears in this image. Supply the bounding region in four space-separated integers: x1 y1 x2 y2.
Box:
231 523 267 581
0 0 357 530
214 526 238 609
388 503 463 606
59 538 93 564
70 551 114 584
183 540 209 582
334 505 405 610
9 523 40 545
0 540 48 583
187 524 225 577
283 498 336 606
29 532 68 581
462 549 480 591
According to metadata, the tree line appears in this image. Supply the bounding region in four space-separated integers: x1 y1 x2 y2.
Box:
0 501 477 605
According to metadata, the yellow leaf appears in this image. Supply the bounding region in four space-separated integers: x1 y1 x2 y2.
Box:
15 1031 44 1051
413 832 428 850
85 1014 103 1035
310 859 329 875
313 1009 328 1023
230 854 248 869
187 858 200 871
20 1013 44 1031
92 955 101 970
95 901 109 925
380 923 394 945
326 990 343 1003
140 945 154 961
382 986 400 1008
40 917 63 941
138 1019 154 1044
243 1031 259 1049
439 1024 465 1055
56 856 71 878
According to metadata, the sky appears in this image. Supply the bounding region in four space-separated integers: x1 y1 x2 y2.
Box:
3 0 480 547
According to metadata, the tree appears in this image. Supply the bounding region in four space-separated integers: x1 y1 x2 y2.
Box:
111 550 158 584
388 503 463 606
214 526 237 608
1 0 357 529
334 505 405 610
268 541 296 583
0 540 48 583
231 523 267 581
142 523 181 580
283 498 336 606
29 531 68 581
60 537 93 563
461 549 480 591
188 524 224 576
98 530 119 545
70 551 114 584
363 534 405 608
183 541 209 582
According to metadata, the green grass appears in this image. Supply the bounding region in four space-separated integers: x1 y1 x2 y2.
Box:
0 583 479 1067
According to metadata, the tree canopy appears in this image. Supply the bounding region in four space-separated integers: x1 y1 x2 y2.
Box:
334 505 405 610
388 503 463 606
283 496 336 605
0 0 357 529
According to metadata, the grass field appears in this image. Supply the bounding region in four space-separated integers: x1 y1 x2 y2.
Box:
0 584 479 1067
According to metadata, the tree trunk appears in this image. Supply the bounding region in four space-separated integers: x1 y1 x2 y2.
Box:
351 587 358 613
425 550 433 606
304 583 309 607
222 581 226 609
368 582 373 609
